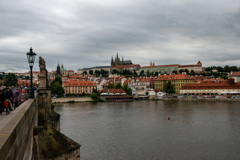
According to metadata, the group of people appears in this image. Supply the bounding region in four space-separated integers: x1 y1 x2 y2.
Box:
0 86 29 115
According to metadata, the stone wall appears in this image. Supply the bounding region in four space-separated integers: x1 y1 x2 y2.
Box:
0 99 37 160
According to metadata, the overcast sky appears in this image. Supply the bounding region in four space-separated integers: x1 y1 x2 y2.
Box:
1 0 240 73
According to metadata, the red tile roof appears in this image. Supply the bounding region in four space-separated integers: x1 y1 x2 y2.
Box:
101 89 126 93
142 64 180 68
181 79 240 90
116 64 141 68
229 72 240 77
157 74 195 80
64 80 96 87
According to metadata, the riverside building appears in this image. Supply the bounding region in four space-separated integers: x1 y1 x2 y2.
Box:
155 74 195 94
63 79 96 95
180 78 240 95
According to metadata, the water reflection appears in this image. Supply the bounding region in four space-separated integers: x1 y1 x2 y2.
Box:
55 101 240 160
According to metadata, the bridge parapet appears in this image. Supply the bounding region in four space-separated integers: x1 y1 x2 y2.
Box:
0 99 37 160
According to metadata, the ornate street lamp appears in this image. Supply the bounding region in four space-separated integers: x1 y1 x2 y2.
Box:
26 47 37 98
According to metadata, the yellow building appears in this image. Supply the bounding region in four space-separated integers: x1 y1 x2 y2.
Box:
63 80 96 94
155 74 195 94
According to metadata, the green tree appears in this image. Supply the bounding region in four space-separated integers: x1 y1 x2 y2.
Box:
4 73 18 87
146 70 150 77
51 82 64 96
133 70 138 77
190 70 195 75
163 81 175 95
122 84 132 95
94 70 100 76
89 70 93 75
229 66 238 72
140 70 144 76
107 83 115 89
0 75 4 80
205 67 212 72
112 69 119 74
179 69 184 73
223 65 230 72
83 71 87 75
221 75 228 80
217 66 223 72
115 82 122 89
51 76 62 86
172 70 178 74
90 93 99 101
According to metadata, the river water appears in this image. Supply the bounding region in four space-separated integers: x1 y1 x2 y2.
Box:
54 101 240 160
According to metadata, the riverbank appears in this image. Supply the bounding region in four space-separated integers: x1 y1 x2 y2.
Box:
51 97 93 103
51 97 240 103
162 98 240 101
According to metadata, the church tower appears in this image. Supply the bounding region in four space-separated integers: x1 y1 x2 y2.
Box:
111 56 114 67
56 63 62 76
115 53 120 66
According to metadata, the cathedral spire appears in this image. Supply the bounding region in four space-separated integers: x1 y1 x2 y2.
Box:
111 56 114 66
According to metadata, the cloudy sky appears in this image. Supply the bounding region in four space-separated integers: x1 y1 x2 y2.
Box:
1 0 240 72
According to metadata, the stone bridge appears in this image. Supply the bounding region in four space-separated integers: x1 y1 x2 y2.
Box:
0 57 80 160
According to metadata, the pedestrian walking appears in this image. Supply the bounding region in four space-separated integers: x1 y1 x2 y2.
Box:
4 100 10 115
13 88 21 109
0 90 5 115
18 89 29 106
3 88 13 111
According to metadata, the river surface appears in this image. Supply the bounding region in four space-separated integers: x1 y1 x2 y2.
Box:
54 101 240 160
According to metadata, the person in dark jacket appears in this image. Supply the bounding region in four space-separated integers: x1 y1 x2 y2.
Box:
0 90 5 115
13 88 21 109
3 88 13 111
18 89 29 106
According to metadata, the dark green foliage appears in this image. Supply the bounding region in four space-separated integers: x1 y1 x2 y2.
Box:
94 70 100 76
220 75 228 80
4 73 18 87
133 70 138 77
94 70 108 77
146 70 150 77
90 93 99 101
100 69 109 77
50 77 64 96
90 88 103 102
51 82 64 96
115 82 122 89
140 70 144 76
51 76 62 86
205 65 239 73
112 69 120 74
89 70 93 75
163 81 175 95
122 84 132 95
154 72 159 76
179 69 184 73
107 83 115 89
121 69 132 77
83 71 87 75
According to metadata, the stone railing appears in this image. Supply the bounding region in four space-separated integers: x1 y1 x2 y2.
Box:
0 98 37 160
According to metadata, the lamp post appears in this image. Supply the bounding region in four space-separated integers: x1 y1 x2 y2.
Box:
26 47 36 98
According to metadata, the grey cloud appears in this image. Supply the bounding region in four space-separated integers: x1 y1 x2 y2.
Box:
1 0 240 72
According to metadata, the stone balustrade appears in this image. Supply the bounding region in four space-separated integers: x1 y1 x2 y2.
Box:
0 99 37 160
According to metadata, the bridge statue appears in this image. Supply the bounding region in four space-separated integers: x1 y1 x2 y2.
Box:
38 56 47 90
0 56 80 160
